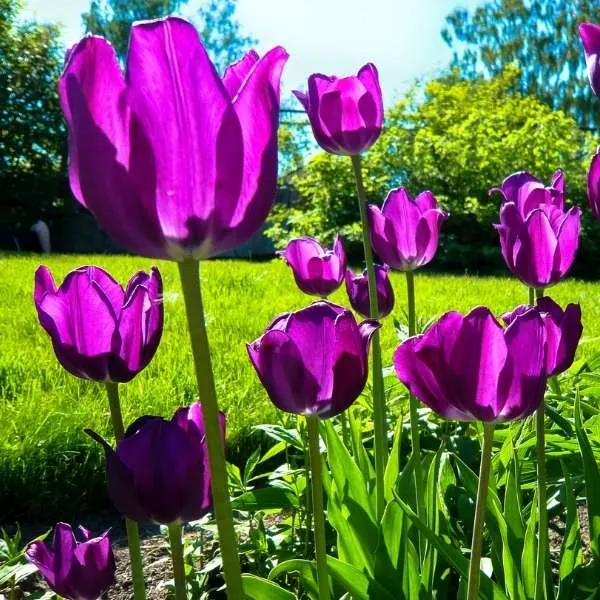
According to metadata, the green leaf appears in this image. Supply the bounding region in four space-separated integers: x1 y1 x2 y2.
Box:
373 500 407 594
394 495 509 600
270 559 320 598
574 392 600 562
384 412 405 503
326 556 396 600
243 446 262 486
231 487 300 511
522 490 538 600
422 446 444 595
242 574 297 599
348 407 375 485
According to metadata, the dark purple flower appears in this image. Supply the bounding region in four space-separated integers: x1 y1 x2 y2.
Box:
502 297 582 377
248 301 379 418
495 201 581 288
490 170 565 216
293 64 383 155
25 523 115 600
394 306 547 422
59 17 288 260
580 22 600 96
368 187 447 271
34 266 163 382
278 235 347 297
587 149 600 219
345 265 395 318
88 403 222 524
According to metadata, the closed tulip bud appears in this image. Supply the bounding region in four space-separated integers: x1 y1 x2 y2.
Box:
59 17 288 260
490 170 565 215
345 265 395 318
587 149 600 219
248 301 379 418
25 523 115 600
580 23 600 96
502 297 582 377
34 266 163 382
293 64 383 155
87 403 222 525
495 201 580 288
368 187 447 271
278 235 347 297
394 306 547 422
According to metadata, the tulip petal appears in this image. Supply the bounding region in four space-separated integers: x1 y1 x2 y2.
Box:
34 266 57 305
587 150 600 218
357 63 384 131
553 207 581 279
72 532 115 598
52 522 77 588
221 49 259 98
25 540 57 587
416 209 446 267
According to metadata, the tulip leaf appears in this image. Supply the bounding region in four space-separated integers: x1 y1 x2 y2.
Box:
394 495 509 600
231 487 300 511
269 559 320 598
384 413 405 503
373 499 407 594
574 392 600 561
242 574 297 599
422 446 444 595
521 489 538 599
326 556 396 600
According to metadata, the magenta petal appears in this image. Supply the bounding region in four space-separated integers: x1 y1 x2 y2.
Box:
221 49 259 98
554 207 581 278
580 22 600 96
25 540 57 587
587 150 600 219
34 266 57 305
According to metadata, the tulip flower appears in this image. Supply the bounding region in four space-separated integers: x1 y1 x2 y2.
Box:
278 235 347 297
293 64 383 155
502 297 582 377
25 523 115 600
587 149 600 219
34 265 163 382
490 170 564 216
345 264 395 318
59 17 288 260
394 306 548 422
248 301 379 418
495 201 581 288
88 403 221 524
580 22 600 96
368 187 447 271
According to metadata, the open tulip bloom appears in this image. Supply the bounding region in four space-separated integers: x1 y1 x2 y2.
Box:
278 235 347 297
87 403 221 525
34 265 163 382
345 264 395 318
493 171 581 288
59 17 288 260
25 523 115 600
587 149 600 220
248 301 379 418
580 22 600 97
293 64 383 156
368 187 448 271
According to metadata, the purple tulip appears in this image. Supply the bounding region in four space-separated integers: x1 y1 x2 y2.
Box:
278 235 347 297
490 170 565 216
495 201 581 288
580 22 600 96
587 149 600 219
34 266 163 383
368 187 447 271
394 306 547 422
59 17 288 260
25 523 115 600
88 403 222 524
345 265 395 318
248 301 379 418
293 64 383 155
502 297 582 377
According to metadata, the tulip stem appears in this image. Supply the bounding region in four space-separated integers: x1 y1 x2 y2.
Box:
168 523 187 600
466 422 495 600
177 260 244 600
533 285 551 600
351 153 387 521
104 383 146 600
306 414 330 600
405 270 425 554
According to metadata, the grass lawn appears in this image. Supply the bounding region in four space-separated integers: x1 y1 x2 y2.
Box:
1 253 599 521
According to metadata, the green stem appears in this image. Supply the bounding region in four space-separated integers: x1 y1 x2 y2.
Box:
306 415 330 600
405 270 425 548
351 153 387 521
105 383 146 600
466 423 495 600
168 523 187 600
177 260 244 599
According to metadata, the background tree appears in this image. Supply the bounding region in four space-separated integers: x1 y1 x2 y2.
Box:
82 0 255 71
441 0 600 129
0 0 67 228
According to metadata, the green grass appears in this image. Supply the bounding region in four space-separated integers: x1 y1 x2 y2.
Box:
1 253 599 521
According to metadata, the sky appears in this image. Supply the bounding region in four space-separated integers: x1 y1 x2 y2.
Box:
22 0 483 105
